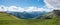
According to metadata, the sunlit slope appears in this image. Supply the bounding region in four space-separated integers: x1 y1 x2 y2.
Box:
0 12 20 20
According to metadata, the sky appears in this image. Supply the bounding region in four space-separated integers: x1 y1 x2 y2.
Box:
0 0 45 8
0 0 60 12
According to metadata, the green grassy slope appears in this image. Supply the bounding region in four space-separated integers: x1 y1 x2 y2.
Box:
0 12 20 20
0 12 58 25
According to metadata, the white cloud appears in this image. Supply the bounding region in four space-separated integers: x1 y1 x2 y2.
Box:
8 6 18 11
0 5 8 12
25 6 52 12
44 0 54 9
17 7 25 12
25 6 39 12
0 5 52 12
44 0 60 10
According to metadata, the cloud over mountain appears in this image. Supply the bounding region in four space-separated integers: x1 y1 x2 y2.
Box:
0 5 52 12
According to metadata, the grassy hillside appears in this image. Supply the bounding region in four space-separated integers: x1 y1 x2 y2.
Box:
0 12 58 25
0 12 20 20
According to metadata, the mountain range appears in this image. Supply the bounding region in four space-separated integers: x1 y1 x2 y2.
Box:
6 11 48 19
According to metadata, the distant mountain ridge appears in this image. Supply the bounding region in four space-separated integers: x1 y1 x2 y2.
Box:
0 10 58 19
8 11 47 19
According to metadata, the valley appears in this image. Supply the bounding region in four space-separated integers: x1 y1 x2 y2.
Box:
0 12 58 25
